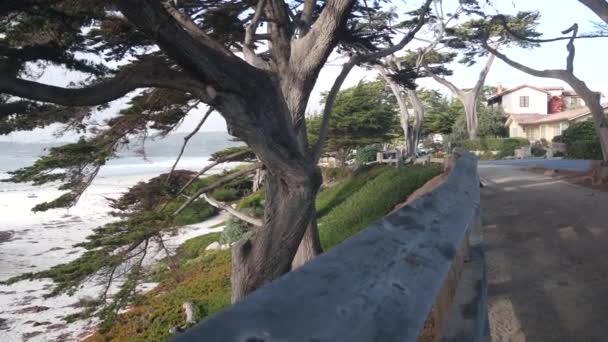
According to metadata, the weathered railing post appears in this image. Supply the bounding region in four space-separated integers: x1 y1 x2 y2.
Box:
174 152 485 342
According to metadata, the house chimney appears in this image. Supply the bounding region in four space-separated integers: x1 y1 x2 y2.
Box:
497 82 504 94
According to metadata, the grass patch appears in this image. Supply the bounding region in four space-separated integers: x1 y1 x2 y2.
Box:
237 190 265 210
87 164 440 341
316 165 387 218
318 165 441 249
179 233 222 262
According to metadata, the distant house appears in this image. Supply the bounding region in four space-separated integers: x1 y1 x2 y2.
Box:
487 84 585 115
504 106 608 141
487 84 604 141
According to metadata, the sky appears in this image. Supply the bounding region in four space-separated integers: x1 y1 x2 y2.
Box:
2 0 607 142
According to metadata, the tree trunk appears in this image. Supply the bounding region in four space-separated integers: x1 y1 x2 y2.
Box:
291 210 323 269
461 91 478 140
231 166 321 302
376 65 412 156
406 89 425 158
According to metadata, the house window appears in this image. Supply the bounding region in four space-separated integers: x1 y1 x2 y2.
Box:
519 96 530 107
558 122 569 135
571 96 580 106
540 125 546 138
568 96 582 108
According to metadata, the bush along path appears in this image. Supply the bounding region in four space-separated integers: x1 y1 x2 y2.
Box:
85 164 441 341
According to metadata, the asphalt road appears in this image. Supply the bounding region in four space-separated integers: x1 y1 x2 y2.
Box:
479 163 608 342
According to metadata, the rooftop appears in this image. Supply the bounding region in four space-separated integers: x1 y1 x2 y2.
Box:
488 84 551 102
506 104 608 126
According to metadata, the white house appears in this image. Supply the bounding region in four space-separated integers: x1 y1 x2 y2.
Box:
488 85 551 114
486 84 597 142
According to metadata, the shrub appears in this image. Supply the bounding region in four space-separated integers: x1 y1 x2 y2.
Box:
539 138 549 147
211 187 240 202
562 121 598 144
460 137 528 153
568 140 603 160
479 151 497 161
88 251 232 342
354 145 381 166
164 199 218 226
552 135 565 143
560 121 603 160
497 138 529 158
477 106 508 138
237 190 265 209
554 151 565 157
461 137 529 159
531 144 547 157
219 216 253 245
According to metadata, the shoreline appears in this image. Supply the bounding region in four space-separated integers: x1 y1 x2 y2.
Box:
0 166 229 342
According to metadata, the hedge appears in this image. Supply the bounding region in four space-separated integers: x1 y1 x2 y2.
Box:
459 137 529 152
568 140 603 160
558 121 603 160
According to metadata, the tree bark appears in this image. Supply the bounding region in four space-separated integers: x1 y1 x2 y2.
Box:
291 210 323 269
571 83 608 162
376 65 413 156
406 89 425 157
461 91 478 140
231 166 321 302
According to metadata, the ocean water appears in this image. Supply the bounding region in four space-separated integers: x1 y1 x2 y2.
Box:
0 131 242 178
0 131 240 341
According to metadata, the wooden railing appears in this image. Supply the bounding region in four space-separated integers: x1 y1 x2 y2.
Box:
174 152 486 342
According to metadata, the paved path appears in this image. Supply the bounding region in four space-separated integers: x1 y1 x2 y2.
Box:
480 159 593 172
480 164 608 342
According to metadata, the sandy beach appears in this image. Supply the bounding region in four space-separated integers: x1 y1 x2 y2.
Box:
0 164 229 341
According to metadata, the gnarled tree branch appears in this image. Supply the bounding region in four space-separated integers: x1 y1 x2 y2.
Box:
201 194 262 227
243 0 273 70
166 103 210 184
0 64 204 107
175 149 254 199
298 0 316 36
563 24 579 73
173 163 261 216
482 42 566 79
115 0 259 94
162 1 234 57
